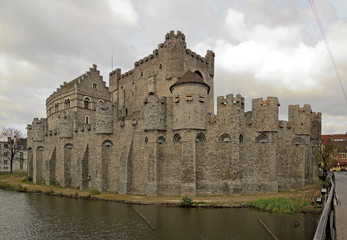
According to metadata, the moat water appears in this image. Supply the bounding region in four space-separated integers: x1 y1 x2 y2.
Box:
0 190 319 240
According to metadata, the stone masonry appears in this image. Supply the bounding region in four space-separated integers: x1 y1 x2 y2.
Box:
27 31 321 196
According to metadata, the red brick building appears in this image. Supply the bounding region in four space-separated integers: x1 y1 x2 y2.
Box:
321 133 347 170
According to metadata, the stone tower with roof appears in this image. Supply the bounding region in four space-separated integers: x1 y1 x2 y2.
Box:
27 31 321 196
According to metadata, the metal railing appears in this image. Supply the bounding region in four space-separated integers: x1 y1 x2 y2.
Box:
313 172 336 240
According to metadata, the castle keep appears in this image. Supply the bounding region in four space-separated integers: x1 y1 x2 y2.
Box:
27 31 321 196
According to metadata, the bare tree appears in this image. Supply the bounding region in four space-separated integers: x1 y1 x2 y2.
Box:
316 140 337 181
0 128 24 173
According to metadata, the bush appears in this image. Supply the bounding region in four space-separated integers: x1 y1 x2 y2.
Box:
89 188 101 195
181 196 193 207
22 176 32 183
50 179 60 187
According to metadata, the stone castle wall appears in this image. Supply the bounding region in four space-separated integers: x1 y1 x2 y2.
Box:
27 31 321 196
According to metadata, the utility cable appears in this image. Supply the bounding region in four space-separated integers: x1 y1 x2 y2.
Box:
309 0 347 103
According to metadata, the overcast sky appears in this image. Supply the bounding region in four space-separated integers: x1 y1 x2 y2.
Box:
1 0 347 135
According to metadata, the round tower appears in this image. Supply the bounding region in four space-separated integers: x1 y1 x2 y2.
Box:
170 70 210 130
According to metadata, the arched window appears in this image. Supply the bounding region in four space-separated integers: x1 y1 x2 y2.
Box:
102 140 113 147
85 116 89 124
173 133 182 143
64 98 70 109
195 133 206 143
256 134 269 143
54 102 59 112
64 143 73 149
219 133 231 142
84 97 91 109
239 134 244 143
145 137 148 144
157 136 166 144
194 70 203 79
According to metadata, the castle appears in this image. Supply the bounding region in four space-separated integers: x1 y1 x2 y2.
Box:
27 31 321 196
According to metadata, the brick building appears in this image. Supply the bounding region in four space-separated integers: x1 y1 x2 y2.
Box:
321 133 347 170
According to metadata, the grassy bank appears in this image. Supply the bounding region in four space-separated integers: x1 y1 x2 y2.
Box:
250 197 310 213
0 173 322 213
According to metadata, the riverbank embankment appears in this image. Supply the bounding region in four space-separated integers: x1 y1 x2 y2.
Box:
0 173 322 213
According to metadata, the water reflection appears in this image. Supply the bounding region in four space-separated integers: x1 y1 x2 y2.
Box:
0 190 318 240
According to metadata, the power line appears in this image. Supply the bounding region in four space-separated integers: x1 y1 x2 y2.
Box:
309 0 347 103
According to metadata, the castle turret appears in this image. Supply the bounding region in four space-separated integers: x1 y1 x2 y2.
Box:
170 70 210 130
162 31 186 82
288 104 313 135
217 94 245 126
311 112 322 140
144 95 166 131
252 97 279 132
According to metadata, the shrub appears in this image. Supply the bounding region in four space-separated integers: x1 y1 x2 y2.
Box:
50 179 60 187
181 196 193 207
89 188 101 195
22 176 32 183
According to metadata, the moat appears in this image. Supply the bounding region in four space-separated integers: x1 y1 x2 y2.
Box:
1 190 319 239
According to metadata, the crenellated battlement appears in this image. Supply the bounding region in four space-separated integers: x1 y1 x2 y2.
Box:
164 30 186 45
288 104 320 135
217 94 245 106
30 118 47 142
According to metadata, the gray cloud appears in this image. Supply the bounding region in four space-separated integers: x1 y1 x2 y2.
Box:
0 0 346 135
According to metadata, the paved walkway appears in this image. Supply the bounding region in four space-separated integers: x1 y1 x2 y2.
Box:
335 172 347 240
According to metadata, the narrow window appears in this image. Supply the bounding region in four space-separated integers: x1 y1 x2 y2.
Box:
84 97 90 109
174 95 180 103
64 98 70 109
55 102 59 112
85 116 89 124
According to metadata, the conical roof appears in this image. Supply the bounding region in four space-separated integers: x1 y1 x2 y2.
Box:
170 70 210 93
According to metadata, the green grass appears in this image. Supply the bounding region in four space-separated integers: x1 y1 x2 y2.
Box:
0 172 26 180
0 181 27 192
250 197 310 213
